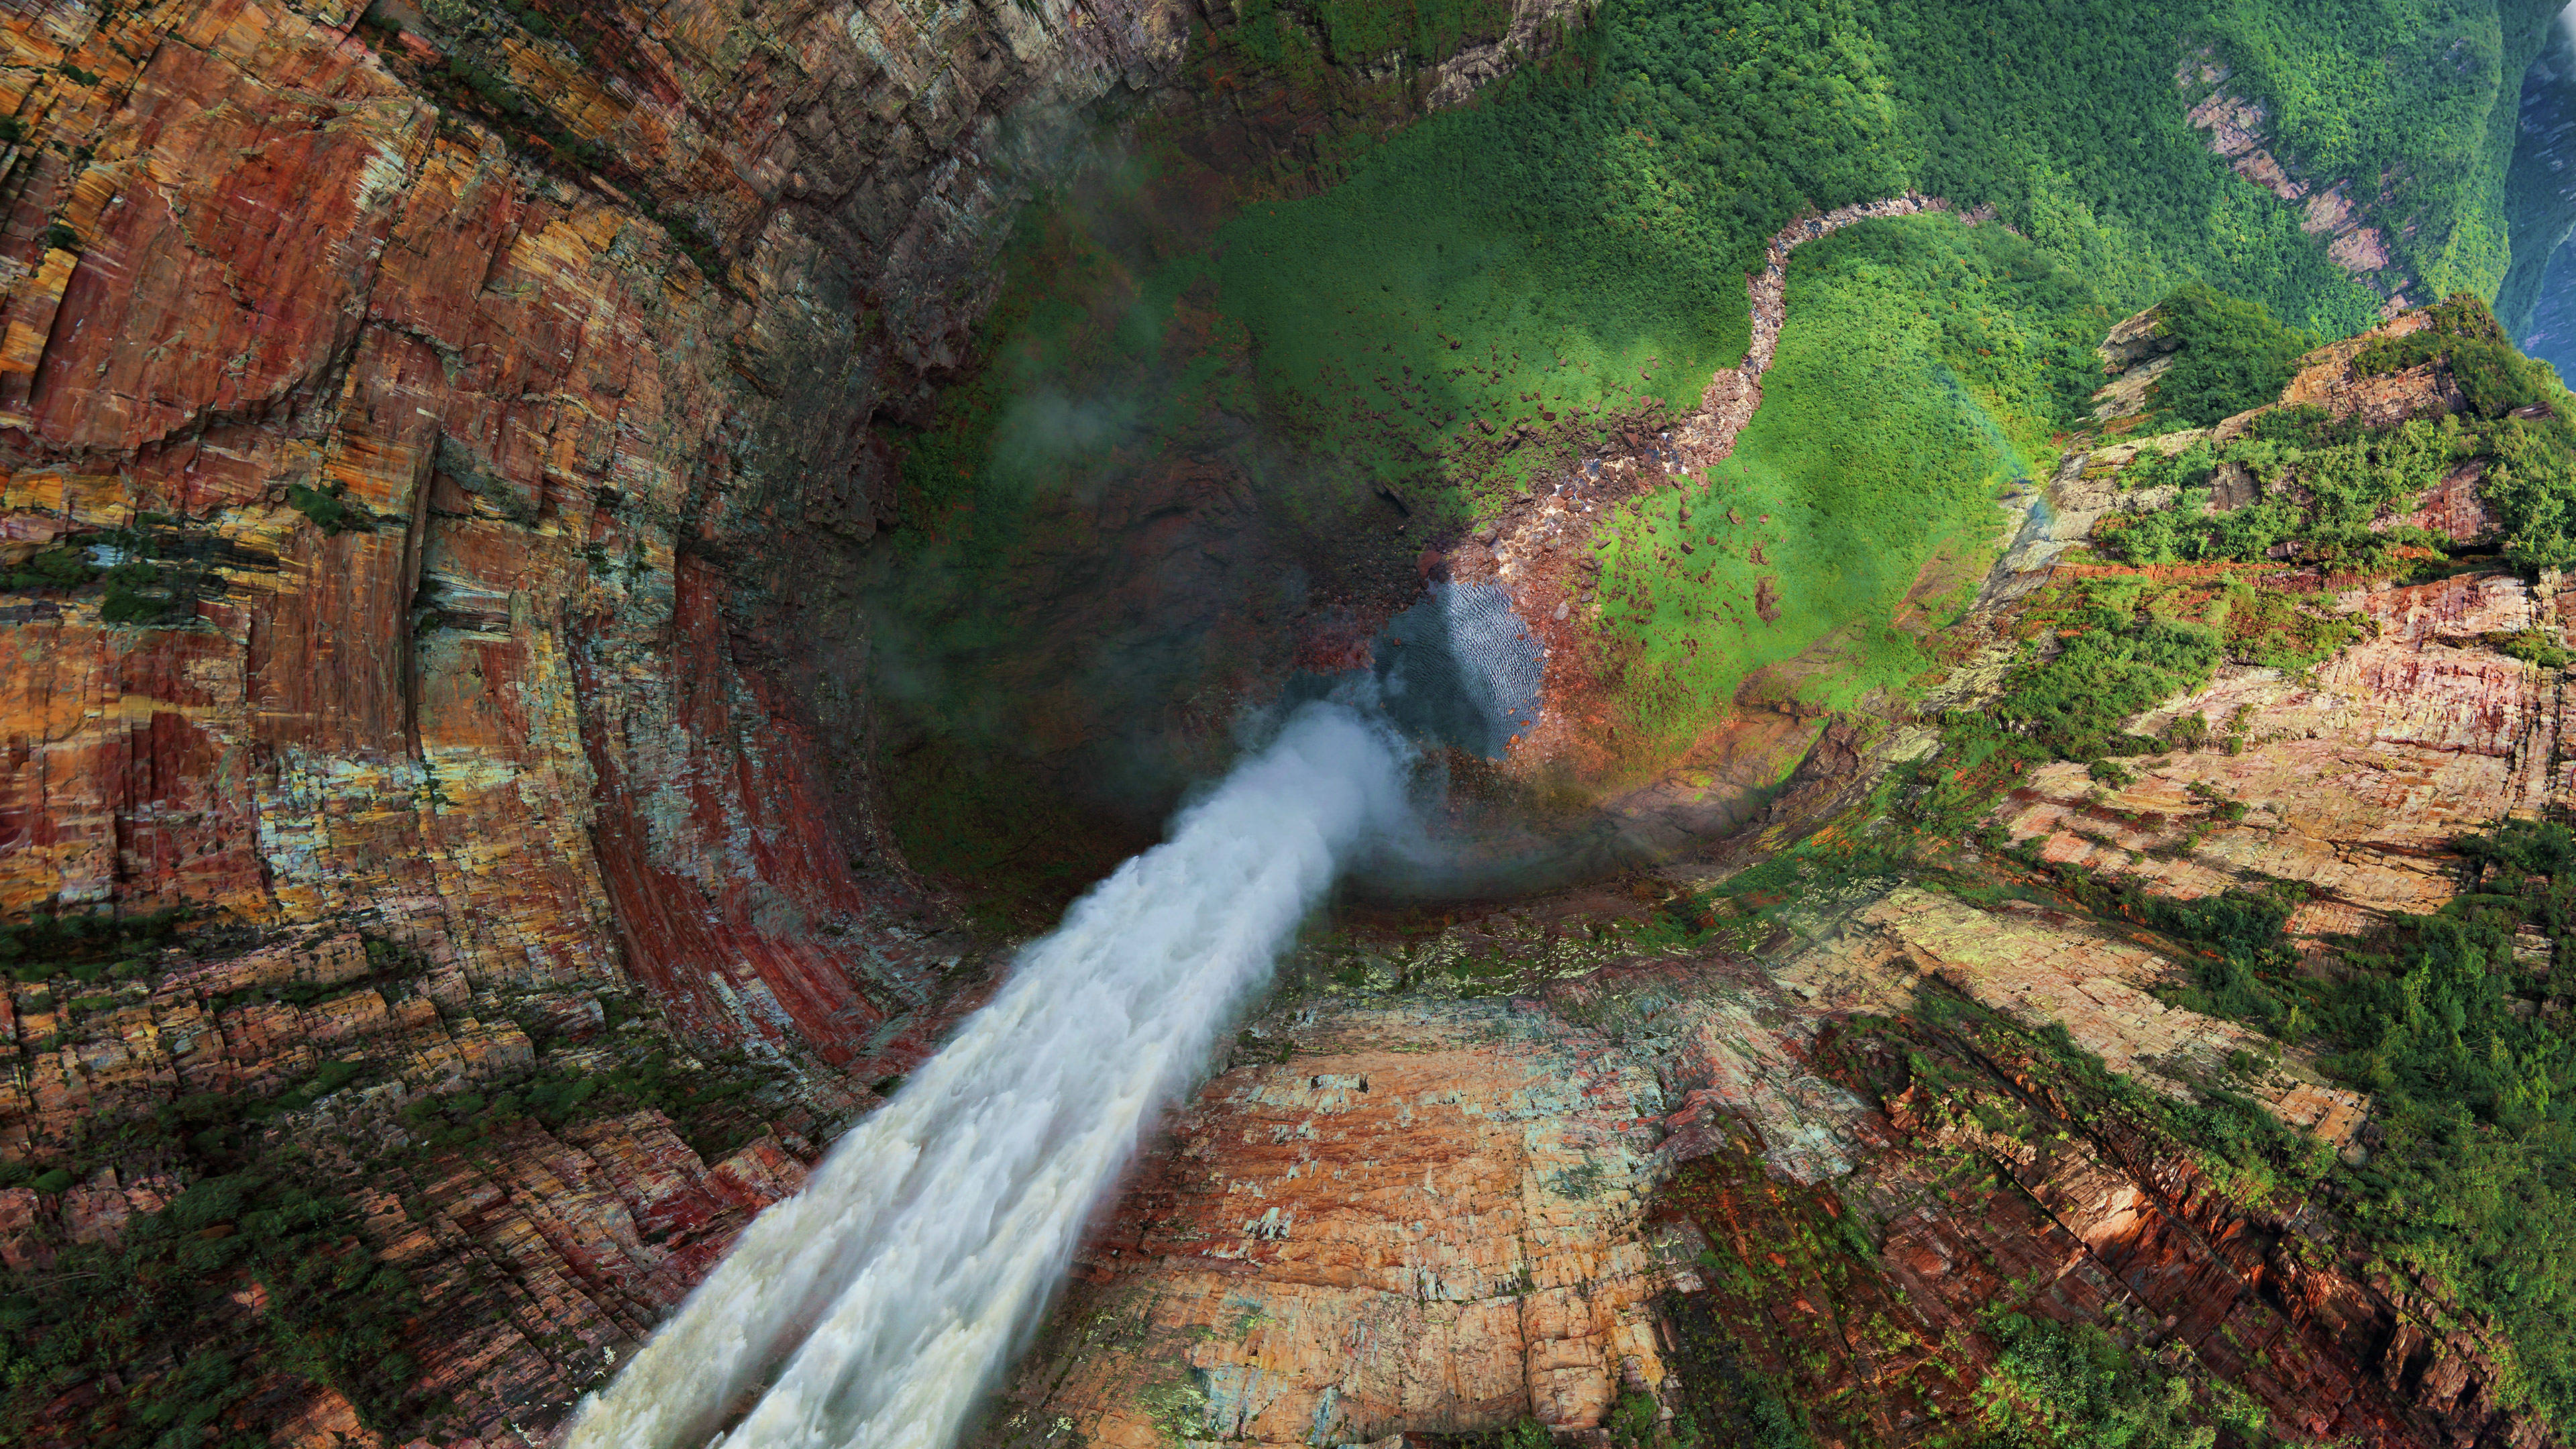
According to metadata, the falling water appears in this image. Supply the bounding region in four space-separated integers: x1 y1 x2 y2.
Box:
564 702 1412 1449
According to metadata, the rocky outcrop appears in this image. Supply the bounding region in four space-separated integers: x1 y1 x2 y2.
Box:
2090 309 2183 421
985 994 1682 1444
1996 318 2563 941
2000 566 2559 935
0 904 875 1444
988 871 2506 1444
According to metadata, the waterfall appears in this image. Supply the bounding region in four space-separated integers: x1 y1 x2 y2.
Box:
563 702 1413 1449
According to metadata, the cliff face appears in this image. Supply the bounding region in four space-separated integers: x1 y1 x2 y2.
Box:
0 0 1206 1063
983 867 2520 1445
0 0 1593 1439
0 0 1599 998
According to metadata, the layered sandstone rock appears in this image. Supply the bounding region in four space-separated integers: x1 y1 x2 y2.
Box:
0 0 1029 1073
1998 567 2559 936
0 0 1611 1438
989 883 2499 1444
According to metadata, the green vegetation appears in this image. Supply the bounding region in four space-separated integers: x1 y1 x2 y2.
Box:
284 483 364 535
1993 613 2220 760
2147 280 2322 426
0 520 225 627
1589 214 2102 746
1836 564 2356 876
2088 297 2576 575
2211 0 2560 303
1607 1389 1707 1447
2344 294 2576 570
877 0 2548 879
0 908 193 985
2099 413 2453 571
2354 292 2569 416
1958 572 2359 763
1293 0 1515 65
2493 626 2572 667
1181 0 2457 525
1976 1313 2228 1448
1195 0 2463 469
1829 300 2576 1432
98 559 197 626
395 1046 785 1165
2308 821 2576 1424
1210 0 2407 468
0 1170 429 1448
2 545 96 592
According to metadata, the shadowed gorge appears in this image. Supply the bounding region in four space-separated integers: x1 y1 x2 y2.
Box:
12 0 2576 1444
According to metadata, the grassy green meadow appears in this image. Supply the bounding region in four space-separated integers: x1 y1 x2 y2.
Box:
1587 214 2107 743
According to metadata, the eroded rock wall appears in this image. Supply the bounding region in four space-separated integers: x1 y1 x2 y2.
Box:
0 0 1207 1066
988 882 2521 1446
0 0 1605 1438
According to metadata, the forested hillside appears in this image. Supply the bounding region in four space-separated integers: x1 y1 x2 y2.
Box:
872 0 2567 866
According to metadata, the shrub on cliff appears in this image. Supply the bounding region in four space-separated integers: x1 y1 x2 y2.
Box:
0 1169 429 1447
1988 614 2220 759
2 545 96 592
2485 413 2576 570
98 559 193 626
2150 280 2322 427
2342 300 2576 572
285 482 364 535
0 907 191 983
2355 294 2567 419
2100 414 2463 573
1976 1312 2227 1448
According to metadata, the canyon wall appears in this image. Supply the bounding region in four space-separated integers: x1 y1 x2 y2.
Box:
0 0 1209 1081
0 0 1593 1440
0 0 1599 1050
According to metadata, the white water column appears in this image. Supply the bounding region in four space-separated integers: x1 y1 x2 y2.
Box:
564 702 1412 1449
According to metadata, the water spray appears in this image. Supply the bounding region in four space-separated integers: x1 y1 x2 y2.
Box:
564 702 1413 1449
